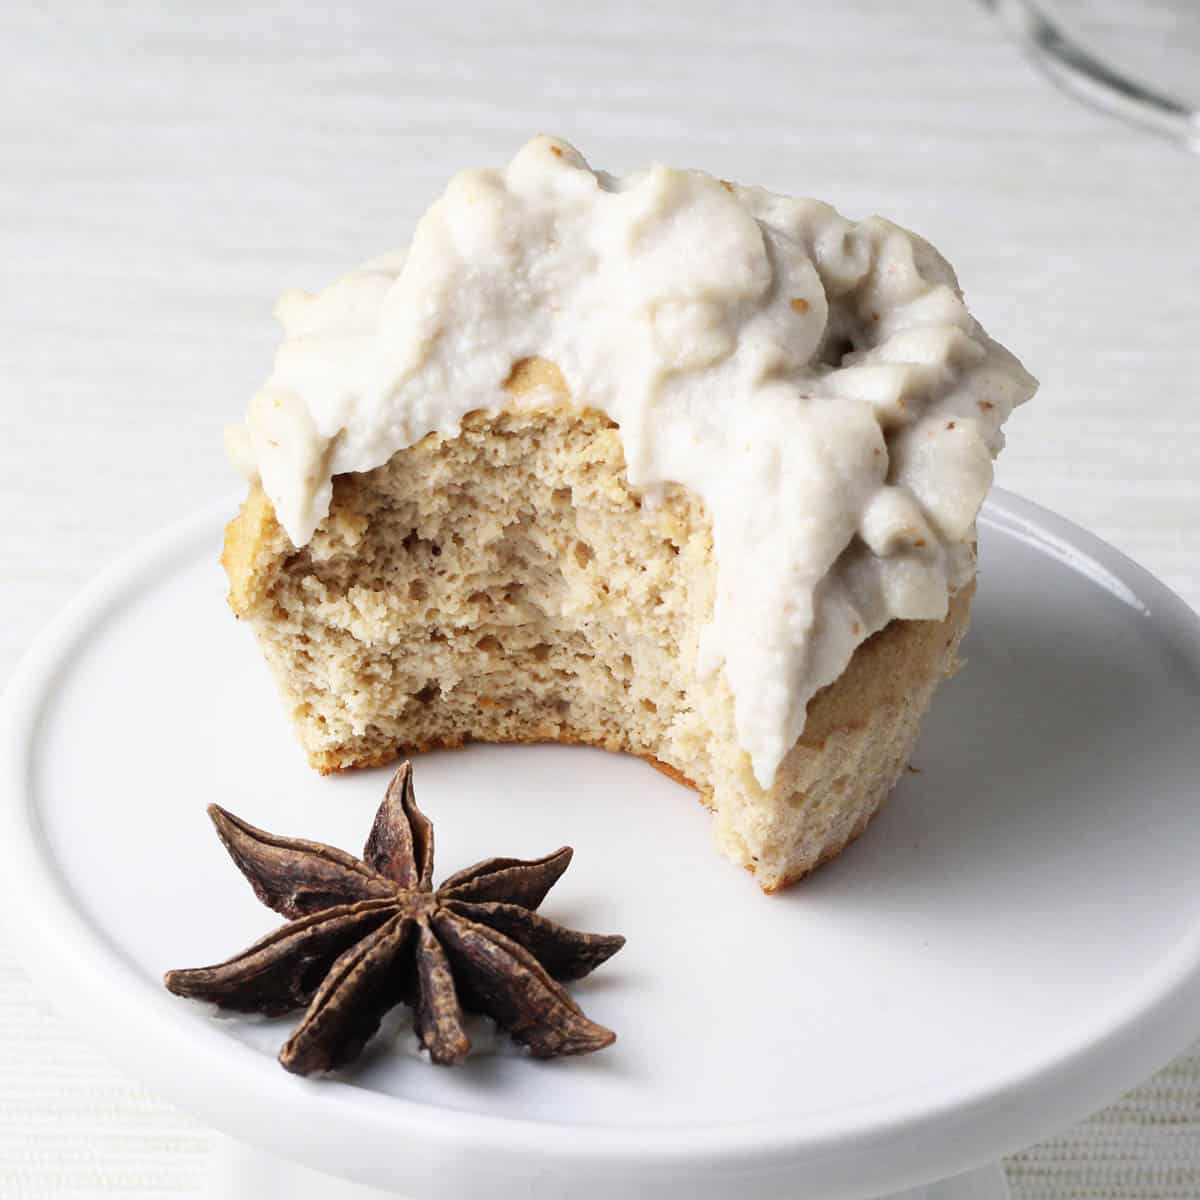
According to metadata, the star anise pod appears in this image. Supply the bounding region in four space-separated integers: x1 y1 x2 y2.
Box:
164 762 625 1076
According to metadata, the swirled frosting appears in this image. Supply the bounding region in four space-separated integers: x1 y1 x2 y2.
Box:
227 136 1037 789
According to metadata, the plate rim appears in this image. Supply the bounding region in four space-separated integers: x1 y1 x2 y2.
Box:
3 488 1200 1198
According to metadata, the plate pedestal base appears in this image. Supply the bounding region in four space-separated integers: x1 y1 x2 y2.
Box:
205 1135 1011 1200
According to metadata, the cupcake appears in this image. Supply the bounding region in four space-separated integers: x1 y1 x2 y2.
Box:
222 136 1036 892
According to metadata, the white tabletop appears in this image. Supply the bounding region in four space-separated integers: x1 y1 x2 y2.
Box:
2 2 1198 1196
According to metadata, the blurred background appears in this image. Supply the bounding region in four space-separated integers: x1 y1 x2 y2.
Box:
2 2 1197 1195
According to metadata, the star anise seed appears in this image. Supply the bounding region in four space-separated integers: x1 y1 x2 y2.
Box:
164 761 625 1075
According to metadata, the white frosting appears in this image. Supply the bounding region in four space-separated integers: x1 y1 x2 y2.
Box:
228 136 1037 790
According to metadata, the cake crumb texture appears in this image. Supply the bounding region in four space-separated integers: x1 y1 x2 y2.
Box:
224 362 972 892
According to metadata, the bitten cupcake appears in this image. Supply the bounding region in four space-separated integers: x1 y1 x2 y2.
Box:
222 136 1036 891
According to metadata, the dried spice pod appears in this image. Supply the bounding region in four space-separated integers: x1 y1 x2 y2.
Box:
164 761 625 1076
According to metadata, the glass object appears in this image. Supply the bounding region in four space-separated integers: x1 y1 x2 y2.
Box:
983 0 1200 150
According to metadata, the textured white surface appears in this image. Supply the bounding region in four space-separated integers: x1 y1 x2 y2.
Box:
1 1 1196 1196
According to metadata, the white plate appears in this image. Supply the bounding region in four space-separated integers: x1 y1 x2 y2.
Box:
3 490 1200 1200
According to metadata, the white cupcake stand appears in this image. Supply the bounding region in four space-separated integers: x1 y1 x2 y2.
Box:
5 490 1200 1200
